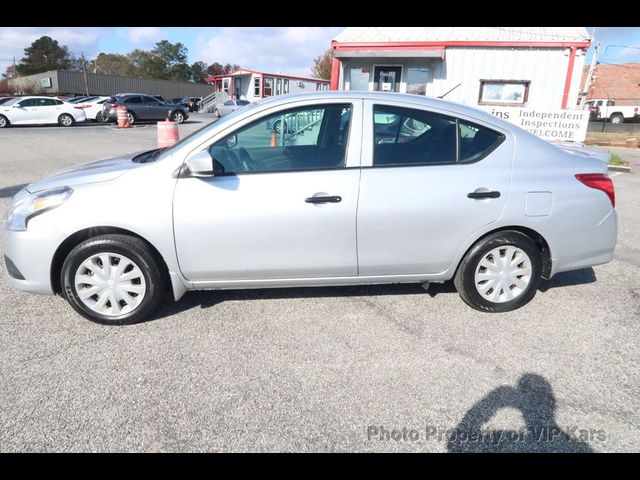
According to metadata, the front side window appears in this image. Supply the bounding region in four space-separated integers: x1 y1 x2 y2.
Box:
209 103 352 174
479 80 529 106
224 100 234 106
18 98 38 107
142 96 159 105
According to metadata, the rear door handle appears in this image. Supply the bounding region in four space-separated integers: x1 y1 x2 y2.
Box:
305 195 342 204
467 191 501 199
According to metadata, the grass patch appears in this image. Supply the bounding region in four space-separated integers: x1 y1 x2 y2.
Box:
609 153 625 166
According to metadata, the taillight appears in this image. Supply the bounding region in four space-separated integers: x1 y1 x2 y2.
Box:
73 106 84 110
575 173 615 208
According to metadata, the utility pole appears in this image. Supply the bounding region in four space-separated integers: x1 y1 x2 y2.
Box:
81 51 89 96
12 56 16 78
580 29 599 109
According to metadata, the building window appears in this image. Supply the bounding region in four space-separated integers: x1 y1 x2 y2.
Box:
349 67 370 91
479 80 529 106
276 78 282 95
264 77 274 97
254 77 260 97
222 79 230 94
406 67 428 96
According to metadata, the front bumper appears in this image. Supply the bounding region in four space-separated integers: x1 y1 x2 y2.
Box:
2 218 67 295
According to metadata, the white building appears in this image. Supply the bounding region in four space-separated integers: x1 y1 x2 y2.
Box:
330 27 591 109
205 68 330 102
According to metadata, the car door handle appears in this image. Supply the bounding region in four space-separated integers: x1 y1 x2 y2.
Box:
467 190 501 199
305 195 342 204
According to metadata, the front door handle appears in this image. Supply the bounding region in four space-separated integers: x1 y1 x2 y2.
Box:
467 191 501 199
305 195 342 204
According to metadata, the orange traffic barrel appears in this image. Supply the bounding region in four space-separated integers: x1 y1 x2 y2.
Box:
270 131 277 147
158 118 180 148
116 106 130 128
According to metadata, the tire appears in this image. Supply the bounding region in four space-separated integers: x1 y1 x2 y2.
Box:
58 113 75 127
171 110 185 124
95 111 106 123
453 231 542 313
126 111 135 125
61 234 166 325
273 119 287 134
610 113 624 124
0 115 9 128
214 108 220 118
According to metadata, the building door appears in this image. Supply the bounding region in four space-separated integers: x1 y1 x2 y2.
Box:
234 77 242 99
373 66 402 93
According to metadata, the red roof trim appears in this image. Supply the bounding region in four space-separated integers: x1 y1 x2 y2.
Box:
332 40 591 50
205 68 330 84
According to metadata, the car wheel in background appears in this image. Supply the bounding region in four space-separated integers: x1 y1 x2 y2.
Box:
171 111 185 124
214 108 220 118
0 115 9 128
273 119 287 134
454 230 542 313
61 234 166 325
95 111 106 123
126 111 135 125
58 114 75 127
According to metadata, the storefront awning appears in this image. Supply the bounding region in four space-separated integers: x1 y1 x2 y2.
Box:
334 47 445 59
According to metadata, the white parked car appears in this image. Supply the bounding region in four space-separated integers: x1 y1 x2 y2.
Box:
0 96 86 128
72 96 111 122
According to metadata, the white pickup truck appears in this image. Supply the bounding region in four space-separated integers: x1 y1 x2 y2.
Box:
584 99 640 124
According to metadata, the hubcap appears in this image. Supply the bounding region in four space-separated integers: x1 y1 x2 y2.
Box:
74 253 147 317
0 117 6 127
61 115 72 126
127 113 134 124
174 112 183 123
474 246 532 303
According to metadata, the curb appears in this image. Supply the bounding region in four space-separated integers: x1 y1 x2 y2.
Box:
608 165 632 173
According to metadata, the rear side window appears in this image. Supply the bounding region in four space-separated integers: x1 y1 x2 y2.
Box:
125 96 143 104
458 121 505 163
373 105 457 166
372 105 504 167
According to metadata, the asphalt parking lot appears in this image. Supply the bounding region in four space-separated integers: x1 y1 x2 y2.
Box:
0 118 639 452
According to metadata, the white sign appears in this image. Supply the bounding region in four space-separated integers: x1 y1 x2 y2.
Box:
481 106 590 143
40 77 52 89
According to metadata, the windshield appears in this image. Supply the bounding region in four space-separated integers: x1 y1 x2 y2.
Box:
156 102 259 161
2 97 21 106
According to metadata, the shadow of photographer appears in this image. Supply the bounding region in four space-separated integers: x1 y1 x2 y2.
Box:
447 373 593 453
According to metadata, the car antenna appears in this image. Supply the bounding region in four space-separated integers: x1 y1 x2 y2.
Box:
438 83 462 99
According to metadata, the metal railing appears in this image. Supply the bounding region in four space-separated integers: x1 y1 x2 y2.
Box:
199 91 229 113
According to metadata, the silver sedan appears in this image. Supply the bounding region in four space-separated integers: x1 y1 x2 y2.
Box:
2 91 617 325
214 99 251 118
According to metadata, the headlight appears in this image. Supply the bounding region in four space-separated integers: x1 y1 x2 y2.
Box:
5 186 73 231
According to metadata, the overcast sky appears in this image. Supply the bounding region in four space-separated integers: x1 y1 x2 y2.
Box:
1 27 638 78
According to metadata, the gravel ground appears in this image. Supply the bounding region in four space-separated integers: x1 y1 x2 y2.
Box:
0 121 638 452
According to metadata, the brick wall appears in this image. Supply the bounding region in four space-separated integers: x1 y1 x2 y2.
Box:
580 63 640 106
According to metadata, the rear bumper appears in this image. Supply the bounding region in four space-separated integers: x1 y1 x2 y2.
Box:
550 209 617 276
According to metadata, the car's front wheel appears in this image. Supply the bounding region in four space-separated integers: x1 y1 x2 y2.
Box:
171 111 185 124
0 115 9 128
454 231 542 312
61 234 166 325
58 113 75 127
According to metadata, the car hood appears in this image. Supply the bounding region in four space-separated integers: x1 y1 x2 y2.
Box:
552 142 610 164
26 152 143 193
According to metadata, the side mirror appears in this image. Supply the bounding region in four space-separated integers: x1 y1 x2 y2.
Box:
185 150 216 177
12 104 22 108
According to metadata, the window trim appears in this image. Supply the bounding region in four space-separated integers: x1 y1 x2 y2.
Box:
478 79 530 106
370 103 506 168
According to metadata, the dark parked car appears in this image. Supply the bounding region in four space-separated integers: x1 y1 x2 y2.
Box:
181 96 202 112
103 94 189 124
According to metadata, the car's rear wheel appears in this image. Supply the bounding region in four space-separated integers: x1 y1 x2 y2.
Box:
126 111 135 125
61 234 165 325
58 114 75 127
609 113 624 124
214 108 220 118
171 111 185 124
273 119 287 134
95 111 106 123
0 115 9 128
454 231 542 312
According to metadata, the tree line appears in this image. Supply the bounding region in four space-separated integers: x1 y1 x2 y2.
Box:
5 35 335 83
5 36 240 83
